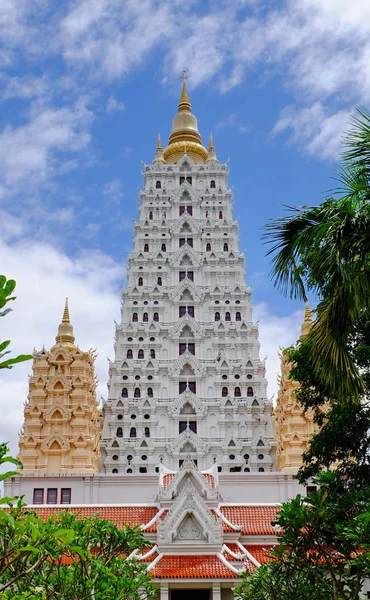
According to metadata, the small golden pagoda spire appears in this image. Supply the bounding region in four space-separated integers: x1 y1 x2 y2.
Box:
62 298 70 323
301 301 313 338
206 132 218 163
178 70 191 112
55 298 76 347
153 133 165 163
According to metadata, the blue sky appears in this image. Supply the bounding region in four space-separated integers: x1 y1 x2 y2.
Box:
1 0 370 453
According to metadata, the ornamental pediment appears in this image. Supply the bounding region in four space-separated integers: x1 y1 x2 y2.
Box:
157 476 222 545
168 351 206 379
168 392 207 417
169 245 202 268
170 215 202 235
169 280 205 303
46 374 72 393
169 314 204 340
166 429 208 454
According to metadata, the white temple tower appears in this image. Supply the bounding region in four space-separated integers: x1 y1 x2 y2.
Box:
101 75 276 476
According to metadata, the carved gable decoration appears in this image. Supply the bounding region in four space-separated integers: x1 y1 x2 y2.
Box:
167 429 208 454
170 215 202 235
169 280 205 303
169 314 204 340
177 514 206 541
46 374 72 393
169 245 202 268
157 476 222 546
168 391 207 418
168 351 206 379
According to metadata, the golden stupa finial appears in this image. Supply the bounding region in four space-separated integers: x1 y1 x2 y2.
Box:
55 298 75 348
153 133 165 163
178 70 191 113
62 298 70 324
301 301 313 338
206 132 218 163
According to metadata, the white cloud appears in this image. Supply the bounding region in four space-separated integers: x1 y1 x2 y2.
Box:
0 99 93 194
0 231 123 458
254 302 303 401
106 96 125 112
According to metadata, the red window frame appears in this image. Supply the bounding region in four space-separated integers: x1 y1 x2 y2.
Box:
47 488 58 504
61 488 71 505
33 488 44 504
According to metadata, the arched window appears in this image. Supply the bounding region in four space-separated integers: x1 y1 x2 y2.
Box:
121 387 128 398
247 386 253 397
222 387 228 397
223 243 228 251
130 427 136 438
206 243 211 251
153 312 159 322
138 349 144 359
138 277 143 286
144 427 150 437
210 180 216 188
161 243 166 252
134 388 141 398
117 427 123 437
157 277 162 286
234 387 241 397
147 387 153 397
150 349 156 359
219 210 223 219
132 313 138 322
215 312 220 321
236 311 241 321
143 312 148 322
144 243 149 252
149 211 153 220
225 312 231 321
127 349 133 359
156 180 161 189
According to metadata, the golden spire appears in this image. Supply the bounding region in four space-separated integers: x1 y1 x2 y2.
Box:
206 133 218 163
178 70 191 112
300 301 313 338
62 298 70 323
153 133 165 163
55 298 76 347
163 71 208 164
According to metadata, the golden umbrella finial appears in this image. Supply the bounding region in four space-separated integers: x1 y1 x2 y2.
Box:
178 70 191 113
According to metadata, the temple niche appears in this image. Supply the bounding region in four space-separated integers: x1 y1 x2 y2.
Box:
18 300 101 474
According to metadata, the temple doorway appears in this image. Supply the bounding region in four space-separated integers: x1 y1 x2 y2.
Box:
171 590 210 600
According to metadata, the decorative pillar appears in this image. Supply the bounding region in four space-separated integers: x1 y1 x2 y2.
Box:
212 582 221 600
160 583 169 600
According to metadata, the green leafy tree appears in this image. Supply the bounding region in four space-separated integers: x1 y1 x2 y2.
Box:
236 472 370 600
0 445 155 600
263 108 370 399
0 276 32 369
236 561 329 600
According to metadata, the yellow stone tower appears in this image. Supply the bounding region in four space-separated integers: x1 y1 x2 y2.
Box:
18 300 101 474
274 304 318 472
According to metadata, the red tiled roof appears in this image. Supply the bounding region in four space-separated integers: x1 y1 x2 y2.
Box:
143 509 168 532
202 473 215 488
32 506 158 529
245 545 275 564
151 555 239 579
220 506 278 535
162 473 215 489
163 474 175 489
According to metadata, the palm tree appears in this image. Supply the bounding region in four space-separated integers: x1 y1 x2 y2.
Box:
264 108 370 399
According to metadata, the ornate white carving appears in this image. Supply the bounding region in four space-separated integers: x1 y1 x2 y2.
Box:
168 351 206 379
168 391 207 417
169 314 205 340
169 279 205 303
